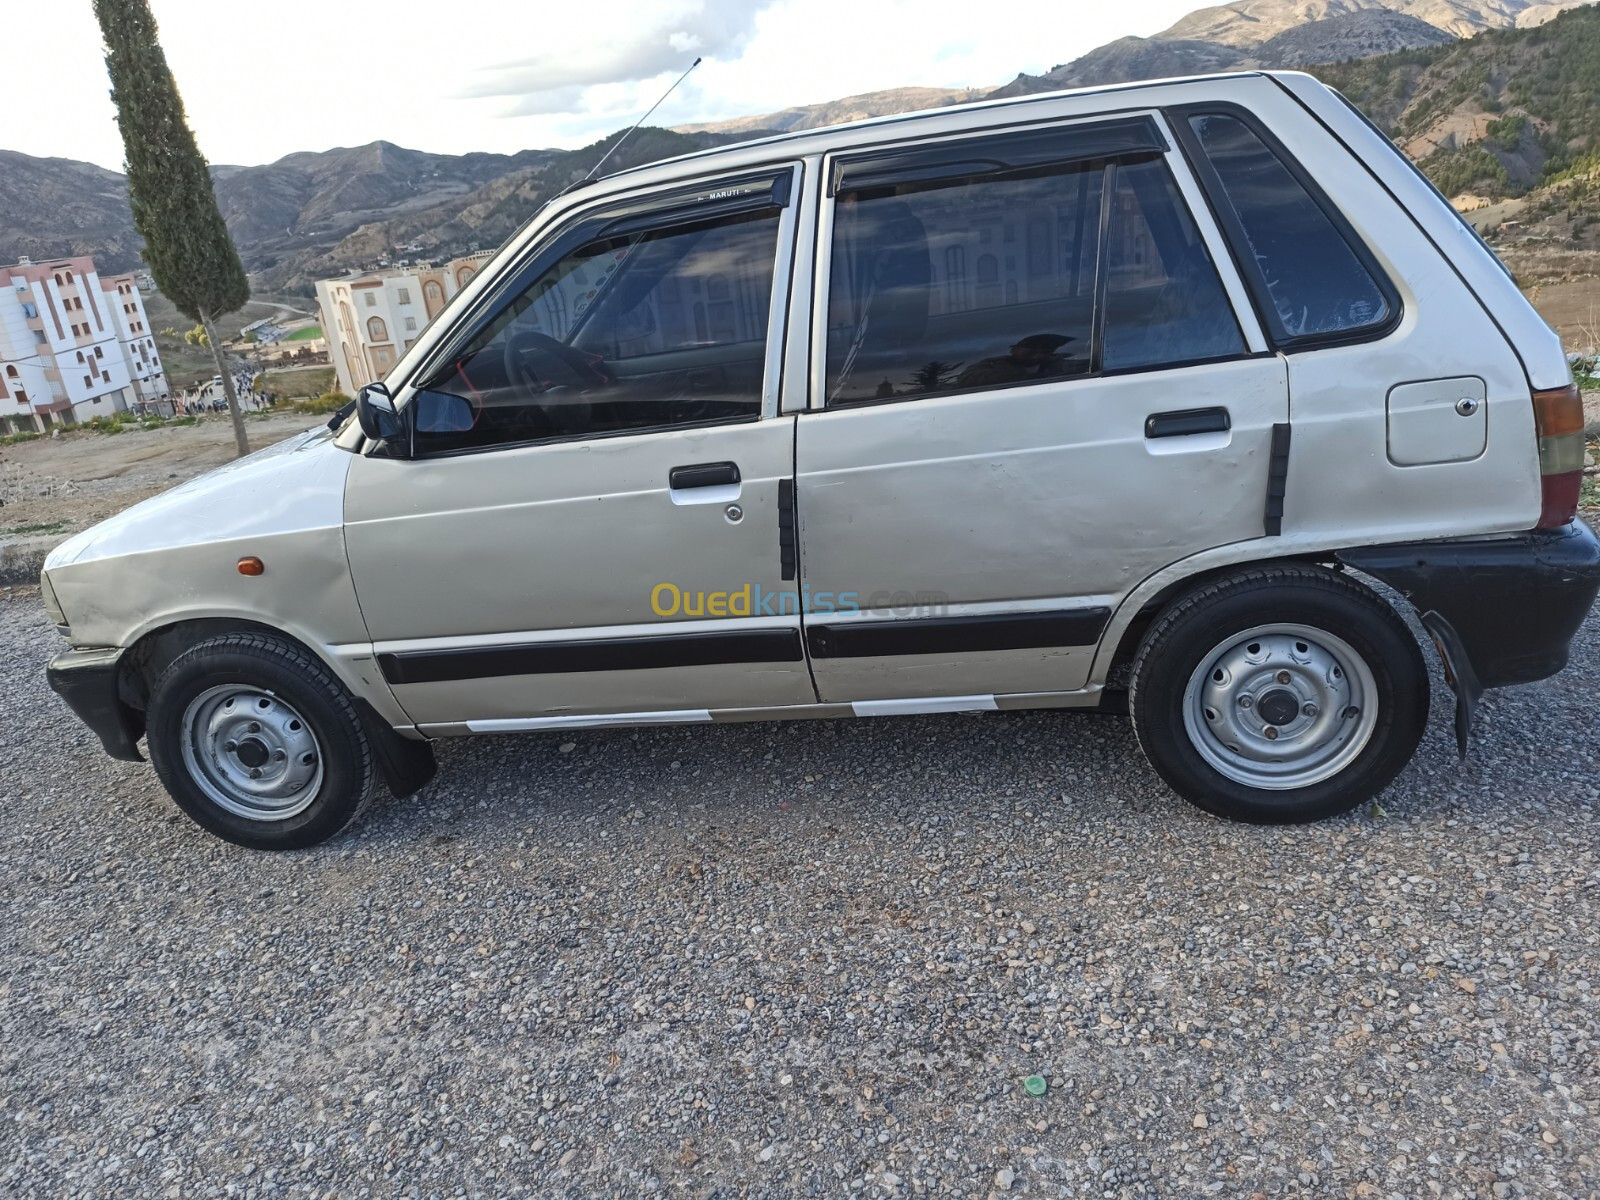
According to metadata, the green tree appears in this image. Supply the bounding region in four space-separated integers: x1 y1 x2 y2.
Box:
92 0 252 456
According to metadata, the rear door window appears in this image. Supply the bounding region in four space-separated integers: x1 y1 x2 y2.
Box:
1103 157 1246 372
826 164 1102 403
823 126 1245 405
1184 112 1394 343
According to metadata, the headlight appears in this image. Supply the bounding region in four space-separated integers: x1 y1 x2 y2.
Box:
40 571 69 633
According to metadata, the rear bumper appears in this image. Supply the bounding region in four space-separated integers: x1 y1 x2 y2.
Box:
1338 520 1600 690
46 647 146 762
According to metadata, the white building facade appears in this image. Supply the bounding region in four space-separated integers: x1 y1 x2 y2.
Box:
101 272 169 411
315 253 491 396
0 255 168 432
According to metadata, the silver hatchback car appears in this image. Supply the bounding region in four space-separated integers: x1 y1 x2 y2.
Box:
44 71 1600 848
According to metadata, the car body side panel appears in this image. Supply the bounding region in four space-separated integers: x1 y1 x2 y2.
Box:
795 357 1289 700
342 418 816 726
1223 90 1542 546
1271 71 1570 393
41 430 411 729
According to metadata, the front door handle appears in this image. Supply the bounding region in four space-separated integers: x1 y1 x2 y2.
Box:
1145 407 1231 439
669 461 741 490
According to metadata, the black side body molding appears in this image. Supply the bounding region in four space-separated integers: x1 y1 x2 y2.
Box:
379 628 805 686
778 478 797 581
1264 422 1291 536
807 608 1111 659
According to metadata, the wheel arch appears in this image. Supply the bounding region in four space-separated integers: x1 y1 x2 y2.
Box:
119 617 435 801
1095 550 1414 696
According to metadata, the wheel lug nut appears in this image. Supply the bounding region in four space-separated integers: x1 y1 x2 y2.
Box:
1264 726 1279 740
223 740 238 753
248 768 262 779
248 722 261 734
1302 703 1319 718
1275 670 1291 685
273 749 286 761
1238 695 1254 709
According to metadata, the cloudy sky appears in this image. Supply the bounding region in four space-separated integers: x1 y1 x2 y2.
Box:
5 0 1202 170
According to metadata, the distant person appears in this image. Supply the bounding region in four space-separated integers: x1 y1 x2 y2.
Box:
957 333 1076 389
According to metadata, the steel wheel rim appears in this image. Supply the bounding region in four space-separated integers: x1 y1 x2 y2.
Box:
179 685 323 821
1181 622 1380 791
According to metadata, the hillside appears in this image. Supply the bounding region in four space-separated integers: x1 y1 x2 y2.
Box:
212 142 557 249
1161 0 1584 45
1316 1 1600 254
997 8 1468 96
6 0 1600 294
0 151 141 273
675 86 987 137
257 127 755 290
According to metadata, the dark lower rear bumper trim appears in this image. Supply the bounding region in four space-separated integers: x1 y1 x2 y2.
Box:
46 647 145 762
1338 520 1600 693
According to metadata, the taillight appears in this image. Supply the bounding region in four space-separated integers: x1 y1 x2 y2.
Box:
1532 383 1584 529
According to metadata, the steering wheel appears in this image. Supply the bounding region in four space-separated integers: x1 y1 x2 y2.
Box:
502 330 608 393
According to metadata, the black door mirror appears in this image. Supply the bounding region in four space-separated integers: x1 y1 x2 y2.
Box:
356 382 403 445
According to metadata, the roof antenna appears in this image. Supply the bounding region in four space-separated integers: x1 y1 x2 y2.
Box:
582 56 702 184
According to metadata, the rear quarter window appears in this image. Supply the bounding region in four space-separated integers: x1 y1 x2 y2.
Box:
1186 112 1393 343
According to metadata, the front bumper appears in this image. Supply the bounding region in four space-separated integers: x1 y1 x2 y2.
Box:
46 647 146 762
1339 520 1600 751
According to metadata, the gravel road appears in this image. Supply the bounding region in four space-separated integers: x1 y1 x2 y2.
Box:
1 591 1596 1199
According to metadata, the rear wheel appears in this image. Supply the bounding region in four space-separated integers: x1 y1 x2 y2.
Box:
147 632 379 849
1130 565 1428 823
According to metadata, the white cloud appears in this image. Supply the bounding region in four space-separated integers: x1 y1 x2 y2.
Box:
0 0 1204 170
461 0 778 108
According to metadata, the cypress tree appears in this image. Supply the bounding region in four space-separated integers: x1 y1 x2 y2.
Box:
92 0 252 456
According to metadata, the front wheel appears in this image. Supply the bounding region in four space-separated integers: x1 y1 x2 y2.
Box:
146 632 380 849
1130 565 1428 824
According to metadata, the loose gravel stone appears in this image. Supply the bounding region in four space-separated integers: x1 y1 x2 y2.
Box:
1 583 1598 1198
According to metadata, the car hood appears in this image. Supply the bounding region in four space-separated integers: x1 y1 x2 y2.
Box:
45 424 354 570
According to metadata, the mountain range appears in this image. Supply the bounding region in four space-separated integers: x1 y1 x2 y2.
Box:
1 0 1595 292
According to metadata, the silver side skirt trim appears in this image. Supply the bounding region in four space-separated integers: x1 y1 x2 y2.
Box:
850 695 998 717
445 691 1097 736
465 710 712 733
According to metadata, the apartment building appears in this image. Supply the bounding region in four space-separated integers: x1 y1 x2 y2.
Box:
0 255 169 432
101 273 169 410
315 252 492 396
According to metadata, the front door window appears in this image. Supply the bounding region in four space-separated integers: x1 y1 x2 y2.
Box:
410 204 783 454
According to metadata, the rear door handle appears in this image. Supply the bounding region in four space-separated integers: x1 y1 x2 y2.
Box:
1144 407 1231 439
669 461 740 489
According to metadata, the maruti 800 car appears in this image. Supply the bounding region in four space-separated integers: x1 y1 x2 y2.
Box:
44 72 1600 848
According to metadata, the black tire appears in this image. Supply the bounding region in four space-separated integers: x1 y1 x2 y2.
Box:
146 632 379 849
1129 565 1428 824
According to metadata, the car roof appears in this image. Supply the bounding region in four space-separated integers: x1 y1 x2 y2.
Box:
596 69 1279 187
